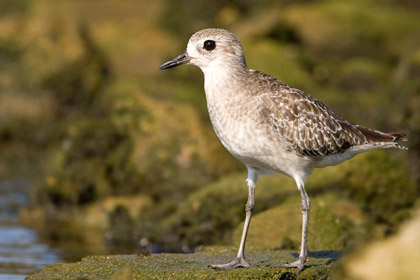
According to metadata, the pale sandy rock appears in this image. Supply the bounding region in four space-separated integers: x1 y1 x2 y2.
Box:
344 216 420 280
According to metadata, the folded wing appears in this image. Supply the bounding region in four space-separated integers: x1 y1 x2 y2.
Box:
253 71 405 157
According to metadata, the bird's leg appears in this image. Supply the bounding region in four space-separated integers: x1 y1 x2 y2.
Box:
210 170 257 269
270 177 310 274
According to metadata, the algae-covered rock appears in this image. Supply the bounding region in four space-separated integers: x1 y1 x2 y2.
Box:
27 246 338 280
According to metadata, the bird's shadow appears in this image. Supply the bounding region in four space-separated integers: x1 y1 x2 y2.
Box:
263 251 342 280
258 250 341 268
293 250 342 266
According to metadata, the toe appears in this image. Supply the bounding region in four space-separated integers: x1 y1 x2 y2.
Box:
268 258 306 274
210 257 250 270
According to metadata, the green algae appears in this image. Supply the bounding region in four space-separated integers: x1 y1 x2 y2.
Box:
28 246 338 280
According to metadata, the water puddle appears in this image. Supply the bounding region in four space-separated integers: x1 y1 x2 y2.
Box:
0 179 62 279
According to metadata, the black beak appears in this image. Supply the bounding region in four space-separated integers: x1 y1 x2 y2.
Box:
159 52 191 70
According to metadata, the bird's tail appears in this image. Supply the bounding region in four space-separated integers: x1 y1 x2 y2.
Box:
355 125 407 150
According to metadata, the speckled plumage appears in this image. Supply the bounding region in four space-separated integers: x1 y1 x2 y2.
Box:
248 69 405 159
159 28 406 273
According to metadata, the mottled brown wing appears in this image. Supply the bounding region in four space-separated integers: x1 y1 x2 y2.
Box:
253 71 368 156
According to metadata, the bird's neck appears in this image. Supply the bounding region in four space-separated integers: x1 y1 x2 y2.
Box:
202 62 249 101
202 63 250 136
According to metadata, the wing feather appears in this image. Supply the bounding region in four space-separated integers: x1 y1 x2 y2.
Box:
252 71 368 156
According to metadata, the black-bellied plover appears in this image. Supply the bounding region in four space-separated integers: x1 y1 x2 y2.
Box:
159 28 406 273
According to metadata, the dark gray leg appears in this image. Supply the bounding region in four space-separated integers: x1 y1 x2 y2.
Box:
210 169 258 269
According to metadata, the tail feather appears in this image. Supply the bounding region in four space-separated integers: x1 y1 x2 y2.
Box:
390 132 407 141
355 125 407 150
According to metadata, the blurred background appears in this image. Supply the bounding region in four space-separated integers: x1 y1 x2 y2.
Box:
0 0 419 279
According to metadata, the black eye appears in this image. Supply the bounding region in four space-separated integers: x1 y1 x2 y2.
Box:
203 40 216 51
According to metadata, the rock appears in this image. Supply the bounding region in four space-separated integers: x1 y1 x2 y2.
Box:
27 246 338 280
341 215 420 280
110 266 133 280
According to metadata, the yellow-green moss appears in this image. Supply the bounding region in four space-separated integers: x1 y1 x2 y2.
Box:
27 246 338 280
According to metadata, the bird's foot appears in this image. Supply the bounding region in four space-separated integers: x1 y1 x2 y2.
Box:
209 257 251 270
268 257 306 274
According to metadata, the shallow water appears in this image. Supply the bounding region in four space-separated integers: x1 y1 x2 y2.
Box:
0 179 62 280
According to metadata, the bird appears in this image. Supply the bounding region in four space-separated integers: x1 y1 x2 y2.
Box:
159 28 406 274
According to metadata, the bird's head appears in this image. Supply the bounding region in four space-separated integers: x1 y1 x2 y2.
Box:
159 28 247 74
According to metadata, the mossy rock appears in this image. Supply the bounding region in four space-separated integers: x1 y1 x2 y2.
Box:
27 246 339 280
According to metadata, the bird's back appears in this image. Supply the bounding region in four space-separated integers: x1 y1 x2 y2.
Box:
246 70 406 162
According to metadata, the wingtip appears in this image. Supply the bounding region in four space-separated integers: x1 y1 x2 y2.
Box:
391 132 407 142
391 133 408 149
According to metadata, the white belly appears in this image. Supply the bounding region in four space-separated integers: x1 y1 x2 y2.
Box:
209 104 312 178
